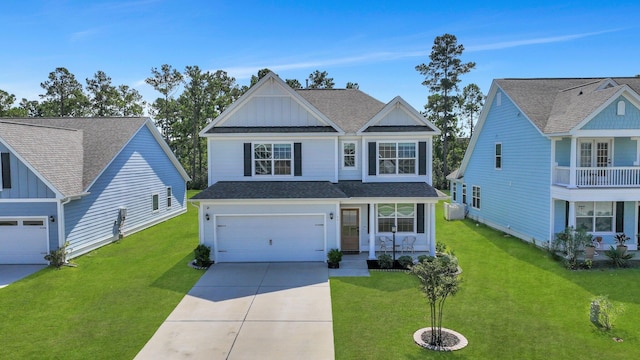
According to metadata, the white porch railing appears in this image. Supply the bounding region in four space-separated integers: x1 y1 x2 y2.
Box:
553 166 640 187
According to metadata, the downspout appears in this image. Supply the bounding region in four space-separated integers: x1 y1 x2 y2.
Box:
57 197 72 262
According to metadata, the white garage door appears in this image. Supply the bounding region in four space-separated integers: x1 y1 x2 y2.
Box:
0 218 49 264
216 215 325 262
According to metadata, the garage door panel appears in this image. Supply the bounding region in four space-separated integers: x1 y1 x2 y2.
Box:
0 218 49 264
216 215 325 262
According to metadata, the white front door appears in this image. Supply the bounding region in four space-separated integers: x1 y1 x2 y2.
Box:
0 218 49 264
215 214 325 262
579 139 612 167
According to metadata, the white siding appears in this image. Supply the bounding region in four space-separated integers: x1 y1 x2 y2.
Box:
377 107 420 126
338 138 362 180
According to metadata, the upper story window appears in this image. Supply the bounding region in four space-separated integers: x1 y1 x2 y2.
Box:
1 152 11 190
254 143 292 176
495 143 502 169
167 187 172 208
342 142 356 168
378 142 416 175
462 184 467 204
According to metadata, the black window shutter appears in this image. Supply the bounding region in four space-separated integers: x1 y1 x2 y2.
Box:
368 142 376 176
616 202 624 233
1 153 10 189
418 141 427 175
417 203 425 233
367 204 370 234
564 201 569 228
294 143 302 176
243 143 252 176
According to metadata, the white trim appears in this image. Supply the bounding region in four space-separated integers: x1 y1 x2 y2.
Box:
376 203 417 233
471 185 481 210
166 186 172 209
617 100 626 116
356 96 440 135
0 198 59 203
494 142 502 170
570 87 640 135
251 142 294 177
376 141 418 176
341 141 358 170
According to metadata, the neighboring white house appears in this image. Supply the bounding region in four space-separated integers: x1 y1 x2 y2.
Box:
192 72 445 262
450 77 640 250
0 117 190 264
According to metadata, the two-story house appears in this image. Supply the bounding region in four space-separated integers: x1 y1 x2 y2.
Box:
449 77 640 250
192 72 444 263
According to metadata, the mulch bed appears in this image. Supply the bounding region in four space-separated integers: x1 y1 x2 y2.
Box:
366 260 411 271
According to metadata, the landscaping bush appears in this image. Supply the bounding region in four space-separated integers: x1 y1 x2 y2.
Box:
604 245 634 268
417 254 428 263
590 295 624 330
44 241 69 269
397 255 414 269
193 244 212 267
377 254 393 269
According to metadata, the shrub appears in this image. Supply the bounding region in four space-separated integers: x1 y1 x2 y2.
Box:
193 244 212 267
435 241 448 254
552 226 593 269
44 241 69 269
417 255 428 263
327 248 343 264
397 255 413 269
377 254 393 269
590 295 624 330
604 246 634 268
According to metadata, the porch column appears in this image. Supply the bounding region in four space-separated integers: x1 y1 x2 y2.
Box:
567 201 576 228
569 137 577 188
429 203 436 256
368 203 376 259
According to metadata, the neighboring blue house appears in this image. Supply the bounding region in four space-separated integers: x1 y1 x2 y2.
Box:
192 72 445 262
450 77 640 251
0 118 189 264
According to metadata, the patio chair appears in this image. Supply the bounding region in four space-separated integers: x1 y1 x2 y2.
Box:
401 236 416 254
378 236 391 253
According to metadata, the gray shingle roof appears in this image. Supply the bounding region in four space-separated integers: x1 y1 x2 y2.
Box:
206 126 336 134
495 77 640 134
295 89 385 134
0 117 147 196
336 181 442 198
191 181 348 200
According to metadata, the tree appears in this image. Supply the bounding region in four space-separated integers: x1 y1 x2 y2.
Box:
19 98 42 117
40 67 89 116
115 85 145 116
459 83 484 137
346 82 359 89
285 79 302 89
416 34 475 188
250 68 273 87
410 255 461 348
146 64 184 141
0 90 27 117
86 70 118 116
308 70 334 89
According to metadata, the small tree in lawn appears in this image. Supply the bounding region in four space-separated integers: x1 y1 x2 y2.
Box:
411 254 460 347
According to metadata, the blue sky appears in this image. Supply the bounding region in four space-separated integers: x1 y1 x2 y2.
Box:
1 0 638 112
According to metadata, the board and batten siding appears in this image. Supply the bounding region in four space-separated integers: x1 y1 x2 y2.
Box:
208 137 336 183
0 202 58 252
0 142 56 199
464 90 552 242
63 125 186 258
581 97 640 130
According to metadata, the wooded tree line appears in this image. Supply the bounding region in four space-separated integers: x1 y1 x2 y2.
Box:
0 34 482 190
0 66 356 189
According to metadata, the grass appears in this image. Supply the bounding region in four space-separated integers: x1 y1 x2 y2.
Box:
0 191 203 360
331 203 640 359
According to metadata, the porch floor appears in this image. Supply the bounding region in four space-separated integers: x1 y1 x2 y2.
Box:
328 251 431 278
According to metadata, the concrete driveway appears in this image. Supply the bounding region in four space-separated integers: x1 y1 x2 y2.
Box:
135 262 334 360
0 265 47 289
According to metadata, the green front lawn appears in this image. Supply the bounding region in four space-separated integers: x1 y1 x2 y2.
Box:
0 192 203 360
332 205 640 359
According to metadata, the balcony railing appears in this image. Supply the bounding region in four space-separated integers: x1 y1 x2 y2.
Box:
554 166 640 187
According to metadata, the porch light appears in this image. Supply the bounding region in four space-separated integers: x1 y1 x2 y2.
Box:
391 226 397 233
329 212 334 220
205 213 210 221
50 215 55 223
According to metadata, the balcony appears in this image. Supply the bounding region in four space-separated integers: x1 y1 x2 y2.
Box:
554 166 640 187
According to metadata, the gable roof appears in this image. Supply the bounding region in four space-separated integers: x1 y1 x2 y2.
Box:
356 96 440 135
495 77 640 134
0 117 188 197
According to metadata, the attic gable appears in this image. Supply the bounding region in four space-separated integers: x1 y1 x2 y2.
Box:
358 96 440 134
201 73 342 135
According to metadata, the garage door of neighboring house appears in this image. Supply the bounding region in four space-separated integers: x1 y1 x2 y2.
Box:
215 214 325 262
0 218 49 264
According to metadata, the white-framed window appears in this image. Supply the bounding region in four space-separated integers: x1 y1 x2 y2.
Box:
342 142 357 169
452 183 457 202
378 142 416 175
617 100 625 116
462 184 467 204
166 187 172 208
495 143 502 169
152 193 159 212
472 186 481 209
253 143 292 176
576 201 613 233
377 203 415 232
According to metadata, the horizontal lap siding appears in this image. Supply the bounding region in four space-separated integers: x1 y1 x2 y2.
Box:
64 126 186 256
209 138 336 182
614 138 636 166
0 142 56 199
465 92 551 242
